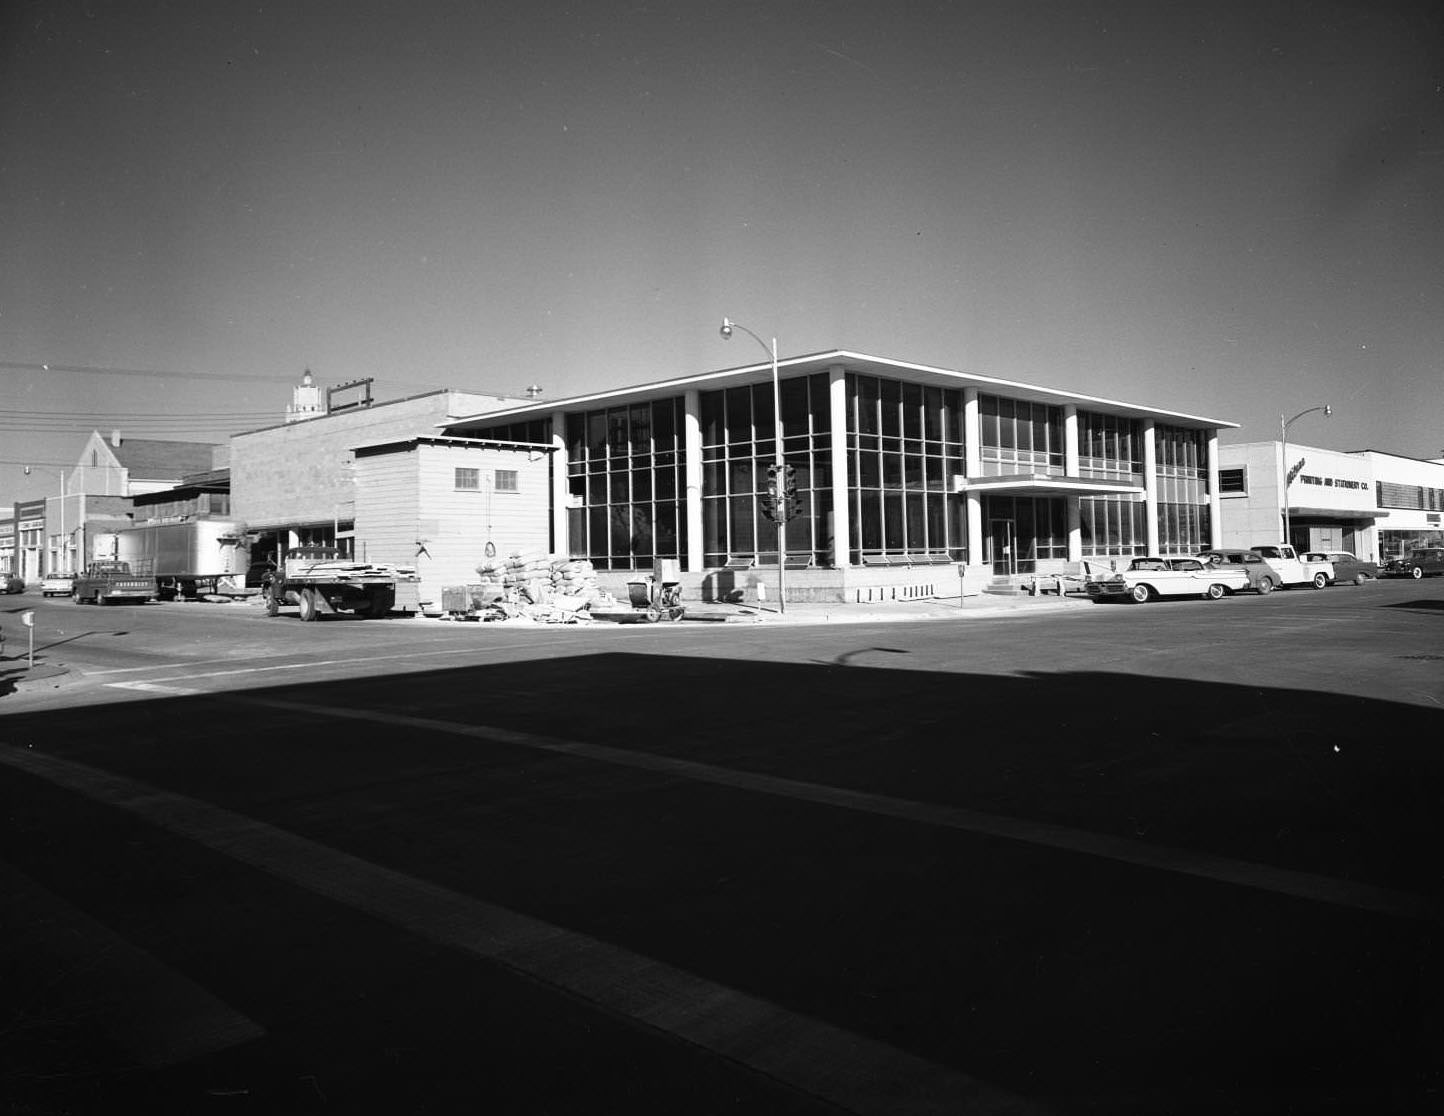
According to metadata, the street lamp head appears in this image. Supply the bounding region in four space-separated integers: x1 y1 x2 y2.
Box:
719 317 733 341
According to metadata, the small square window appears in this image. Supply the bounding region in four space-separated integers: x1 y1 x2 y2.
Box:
494 469 518 493
455 467 480 491
1218 467 1247 494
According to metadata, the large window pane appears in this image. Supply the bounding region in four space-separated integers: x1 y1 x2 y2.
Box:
858 377 879 435
629 405 651 455
653 398 677 449
701 392 724 446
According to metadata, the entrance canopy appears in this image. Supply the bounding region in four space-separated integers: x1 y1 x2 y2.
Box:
955 474 1144 497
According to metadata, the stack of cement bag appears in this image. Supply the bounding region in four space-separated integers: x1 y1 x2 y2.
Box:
549 558 600 601
458 552 607 617
496 551 554 604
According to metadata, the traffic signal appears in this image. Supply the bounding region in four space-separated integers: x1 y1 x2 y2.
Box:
762 464 780 521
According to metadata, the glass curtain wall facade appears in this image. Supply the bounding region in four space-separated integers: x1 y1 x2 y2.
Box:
1077 410 1147 558
979 395 1064 475
1079 497 1148 558
700 374 832 566
1156 424 1211 555
1077 411 1142 480
845 373 966 562
554 403 686 571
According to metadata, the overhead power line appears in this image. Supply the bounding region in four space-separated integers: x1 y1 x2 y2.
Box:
0 408 282 418
0 359 450 391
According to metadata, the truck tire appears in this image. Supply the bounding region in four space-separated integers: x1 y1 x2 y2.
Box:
71 587 84 604
1311 572 1328 590
298 588 319 622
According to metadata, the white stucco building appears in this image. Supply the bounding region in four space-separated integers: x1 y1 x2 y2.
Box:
1218 442 1444 561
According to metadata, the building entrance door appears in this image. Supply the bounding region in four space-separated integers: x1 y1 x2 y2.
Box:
988 519 1016 575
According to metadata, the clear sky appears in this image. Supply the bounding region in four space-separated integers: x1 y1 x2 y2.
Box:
3 0 1441 505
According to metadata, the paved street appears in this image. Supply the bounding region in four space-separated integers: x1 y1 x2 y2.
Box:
1 580 1442 1113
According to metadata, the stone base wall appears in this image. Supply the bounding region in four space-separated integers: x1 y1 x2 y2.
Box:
596 563 990 605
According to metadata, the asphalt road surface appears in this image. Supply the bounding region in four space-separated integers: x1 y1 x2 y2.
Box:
2 579 1441 1114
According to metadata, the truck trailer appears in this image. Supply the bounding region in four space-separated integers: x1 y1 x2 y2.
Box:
98 519 251 600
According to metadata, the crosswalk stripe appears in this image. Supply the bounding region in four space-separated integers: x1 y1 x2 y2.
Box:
0 744 1045 1116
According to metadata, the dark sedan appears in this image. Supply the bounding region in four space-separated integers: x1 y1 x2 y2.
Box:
1306 551 1379 585
1382 547 1444 579
2 573 25 594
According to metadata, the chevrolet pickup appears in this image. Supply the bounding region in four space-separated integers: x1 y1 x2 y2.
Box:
71 560 157 605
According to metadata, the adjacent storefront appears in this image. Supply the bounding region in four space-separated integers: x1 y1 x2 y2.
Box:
1218 443 1444 561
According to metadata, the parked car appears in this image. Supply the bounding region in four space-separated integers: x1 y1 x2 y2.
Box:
1196 549 1275 593
2 573 24 594
1306 552 1378 586
1382 547 1444 579
40 572 75 597
1248 545 1333 590
1087 557 1249 603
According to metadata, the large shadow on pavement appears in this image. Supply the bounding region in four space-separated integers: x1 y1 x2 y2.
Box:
1 654 1440 1115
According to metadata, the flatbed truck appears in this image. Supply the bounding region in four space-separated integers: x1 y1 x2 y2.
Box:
265 547 417 621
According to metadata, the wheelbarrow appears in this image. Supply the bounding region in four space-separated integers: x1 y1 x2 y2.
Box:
591 573 686 623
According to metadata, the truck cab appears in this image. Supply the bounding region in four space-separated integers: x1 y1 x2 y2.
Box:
1248 545 1333 591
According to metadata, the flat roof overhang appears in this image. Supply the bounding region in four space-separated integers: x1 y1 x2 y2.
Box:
440 350 1238 436
955 474 1146 497
1286 506 1382 522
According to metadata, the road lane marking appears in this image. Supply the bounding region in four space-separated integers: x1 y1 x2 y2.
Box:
0 745 1042 1116
93 642 568 688
238 696 1444 926
106 681 207 696
0 859 264 1067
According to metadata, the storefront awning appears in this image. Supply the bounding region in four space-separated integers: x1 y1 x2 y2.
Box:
954 474 1145 497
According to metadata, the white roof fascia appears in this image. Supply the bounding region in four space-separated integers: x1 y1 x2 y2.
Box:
442 349 1237 432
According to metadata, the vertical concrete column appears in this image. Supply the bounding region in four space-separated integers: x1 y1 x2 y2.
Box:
550 410 569 557
683 389 705 573
1063 405 1080 475
828 366 851 569
1064 404 1082 562
1143 419 1160 555
963 388 983 566
1206 430 1222 548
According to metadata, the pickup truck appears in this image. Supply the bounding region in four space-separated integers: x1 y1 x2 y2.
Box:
1248 545 1333 592
71 560 157 605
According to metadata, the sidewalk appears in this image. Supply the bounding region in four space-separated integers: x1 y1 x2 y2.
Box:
683 591 1094 625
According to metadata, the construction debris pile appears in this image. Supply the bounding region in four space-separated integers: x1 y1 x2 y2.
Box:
440 552 618 623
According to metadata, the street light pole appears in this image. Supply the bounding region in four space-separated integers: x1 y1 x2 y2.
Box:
719 317 785 613
23 465 67 576
1280 404 1332 547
